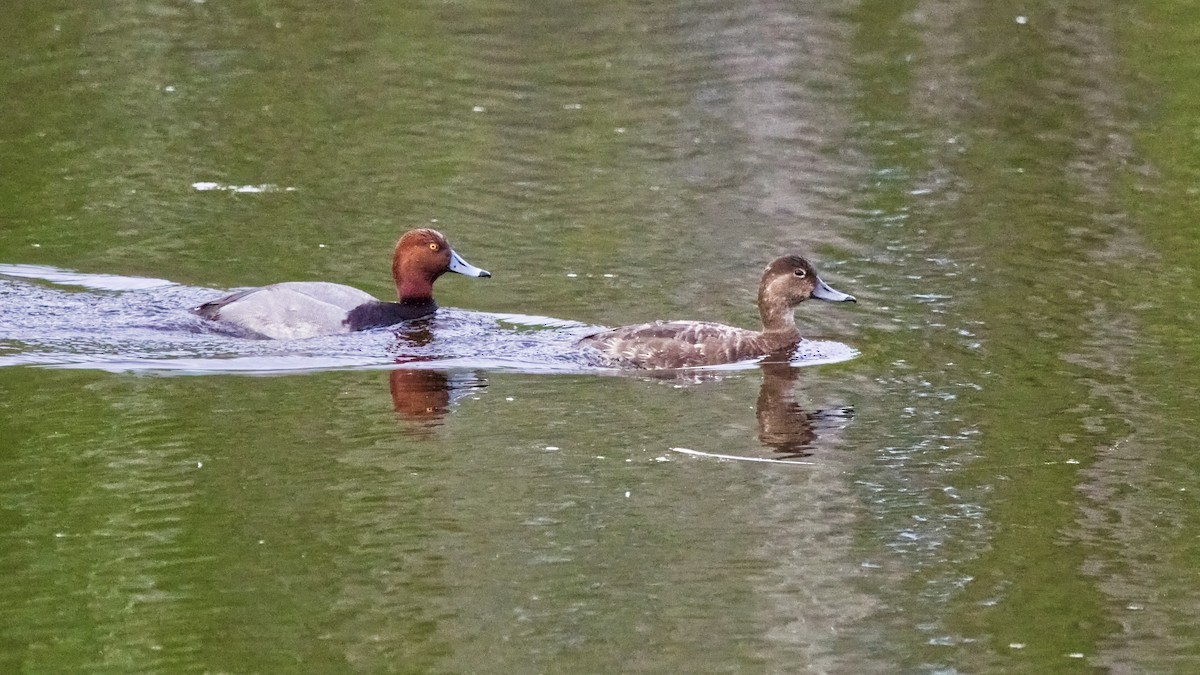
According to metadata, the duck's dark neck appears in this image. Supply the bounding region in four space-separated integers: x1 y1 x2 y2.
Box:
756 272 801 336
758 297 799 336
344 299 437 331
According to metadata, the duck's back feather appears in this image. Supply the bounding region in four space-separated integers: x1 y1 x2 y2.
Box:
579 320 799 369
194 282 379 339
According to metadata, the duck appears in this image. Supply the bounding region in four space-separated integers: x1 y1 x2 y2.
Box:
577 255 855 369
193 228 490 339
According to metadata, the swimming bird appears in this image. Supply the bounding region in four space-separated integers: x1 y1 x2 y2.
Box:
577 255 854 369
193 228 489 339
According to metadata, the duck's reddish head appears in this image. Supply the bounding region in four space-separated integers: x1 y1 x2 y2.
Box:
391 228 490 302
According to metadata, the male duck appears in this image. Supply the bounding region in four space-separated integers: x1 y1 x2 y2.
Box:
193 228 489 339
577 255 855 369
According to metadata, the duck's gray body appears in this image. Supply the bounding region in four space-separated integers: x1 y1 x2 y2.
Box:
195 282 382 340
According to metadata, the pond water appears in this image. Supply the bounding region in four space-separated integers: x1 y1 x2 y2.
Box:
4 0 1200 672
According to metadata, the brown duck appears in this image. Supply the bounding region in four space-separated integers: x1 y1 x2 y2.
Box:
577 255 855 369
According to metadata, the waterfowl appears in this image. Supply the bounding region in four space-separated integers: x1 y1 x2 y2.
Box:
193 228 489 339
577 255 854 369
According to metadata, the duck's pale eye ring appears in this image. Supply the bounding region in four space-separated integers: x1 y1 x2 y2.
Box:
793 269 807 278
428 242 440 251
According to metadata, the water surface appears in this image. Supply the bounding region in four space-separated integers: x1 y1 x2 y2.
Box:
3 0 1200 672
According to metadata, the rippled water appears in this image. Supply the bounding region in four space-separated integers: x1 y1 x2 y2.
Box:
4 0 1200 672
0 264 856 375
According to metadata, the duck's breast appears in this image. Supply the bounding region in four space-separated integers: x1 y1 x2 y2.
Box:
200 282 379 340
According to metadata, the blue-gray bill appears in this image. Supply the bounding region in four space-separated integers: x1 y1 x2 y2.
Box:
811 277 855 302
449 250 491 278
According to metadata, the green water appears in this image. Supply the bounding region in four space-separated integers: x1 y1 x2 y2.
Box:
4 0 1200 672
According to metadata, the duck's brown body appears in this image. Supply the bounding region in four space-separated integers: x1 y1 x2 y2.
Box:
581 321 800 370
579 255 854 369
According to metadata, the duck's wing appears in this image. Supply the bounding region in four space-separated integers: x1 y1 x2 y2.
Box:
260 282 378 311
195 282 378 318
193 287 257 319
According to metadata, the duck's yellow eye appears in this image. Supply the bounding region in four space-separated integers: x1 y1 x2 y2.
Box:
793 269 807 278
428 242 439 251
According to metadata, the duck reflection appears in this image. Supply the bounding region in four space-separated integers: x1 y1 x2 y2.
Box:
387 322 488 432
387 368 489 432
389 369 452 423
754 360 853 458
644 358 852 458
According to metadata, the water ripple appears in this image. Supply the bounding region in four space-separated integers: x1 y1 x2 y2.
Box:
1 265 856 375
